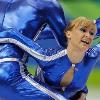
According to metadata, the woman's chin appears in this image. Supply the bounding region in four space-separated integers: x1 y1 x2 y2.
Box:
79 44 90 52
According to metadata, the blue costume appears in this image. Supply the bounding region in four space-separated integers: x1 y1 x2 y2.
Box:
0 27 99 99
0 0 68 100
0 0 100 100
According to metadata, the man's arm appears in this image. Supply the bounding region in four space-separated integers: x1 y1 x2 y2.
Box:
0 29 65 67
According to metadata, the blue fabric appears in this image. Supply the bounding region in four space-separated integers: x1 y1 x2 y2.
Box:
0 64 54 100
0 0 99 99
0 29 99 98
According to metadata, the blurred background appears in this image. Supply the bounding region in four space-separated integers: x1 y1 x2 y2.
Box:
27 0 100 100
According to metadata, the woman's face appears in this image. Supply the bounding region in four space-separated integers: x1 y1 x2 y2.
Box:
66 25 97 52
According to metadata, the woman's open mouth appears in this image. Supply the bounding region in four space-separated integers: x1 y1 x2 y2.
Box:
81 40 90 45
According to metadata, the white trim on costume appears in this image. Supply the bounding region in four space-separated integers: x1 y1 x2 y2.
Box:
0 38 67 61
0 58 19 63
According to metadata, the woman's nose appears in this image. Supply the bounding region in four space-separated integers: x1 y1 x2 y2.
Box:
85 31 91 37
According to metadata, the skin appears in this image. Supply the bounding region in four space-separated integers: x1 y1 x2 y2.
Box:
67 25 96 51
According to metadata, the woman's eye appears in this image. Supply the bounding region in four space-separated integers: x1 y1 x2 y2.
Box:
80 28 86 33
89 32 94 35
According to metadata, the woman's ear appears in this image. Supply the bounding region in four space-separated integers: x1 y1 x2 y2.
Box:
65 31 71 39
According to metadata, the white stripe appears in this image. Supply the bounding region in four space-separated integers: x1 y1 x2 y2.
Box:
0 58 19 63
52 30 61 47
0 38 67 61
25 76 67 100
33 23 47 41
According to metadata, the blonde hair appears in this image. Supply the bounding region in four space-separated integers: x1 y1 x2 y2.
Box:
64 17 96 33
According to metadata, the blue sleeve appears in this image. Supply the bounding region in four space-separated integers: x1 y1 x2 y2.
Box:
87 42 100 58
90 18 100 57
0 29 65 69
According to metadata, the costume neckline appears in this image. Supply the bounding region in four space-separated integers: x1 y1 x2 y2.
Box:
65 49 83 71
